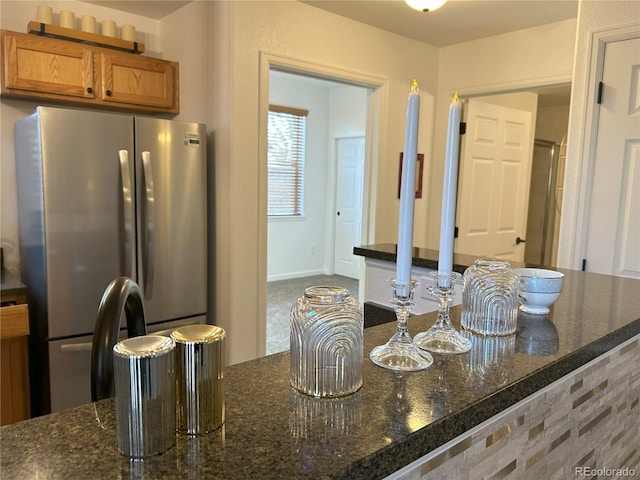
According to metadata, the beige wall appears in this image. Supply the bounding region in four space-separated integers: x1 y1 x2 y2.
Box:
217 1 439 363
431 18 577 249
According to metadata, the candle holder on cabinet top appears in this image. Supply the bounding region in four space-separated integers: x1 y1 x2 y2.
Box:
369 279 433 371
412 272 471 354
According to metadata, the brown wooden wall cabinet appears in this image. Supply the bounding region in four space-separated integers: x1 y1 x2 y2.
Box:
0 293 30 426
1 29 179 114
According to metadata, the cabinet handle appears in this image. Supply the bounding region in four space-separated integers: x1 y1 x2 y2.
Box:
86 87 93 94
106 90 112 96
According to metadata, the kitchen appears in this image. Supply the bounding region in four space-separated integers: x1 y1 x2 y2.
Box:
1 0 639 478
1 0 584 369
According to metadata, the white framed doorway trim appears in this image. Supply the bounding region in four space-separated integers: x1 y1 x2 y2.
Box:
558 22 640 271
258 51 388 337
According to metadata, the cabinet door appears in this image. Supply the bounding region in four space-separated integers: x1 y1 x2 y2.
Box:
100 52 178 111
0 304 30 425
1 31 94 99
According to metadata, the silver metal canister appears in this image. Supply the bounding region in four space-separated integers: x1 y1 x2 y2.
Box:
171 325 225 435
113 335 176 457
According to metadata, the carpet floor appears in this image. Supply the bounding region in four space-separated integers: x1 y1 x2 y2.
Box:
266 274 359 355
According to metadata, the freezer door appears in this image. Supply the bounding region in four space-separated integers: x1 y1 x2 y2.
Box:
48 316 206 412
48 334 95 412
17 108 135 339
134 117 207 323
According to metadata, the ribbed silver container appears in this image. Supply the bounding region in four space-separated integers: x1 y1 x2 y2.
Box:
113 335 176 458
171 325 225 435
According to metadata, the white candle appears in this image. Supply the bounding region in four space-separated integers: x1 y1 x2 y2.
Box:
81 15 96 33
102 20 116 38
36 5 53 24
121 24 136 41
396 80 421 287
437 93 461 287
58 10 75 29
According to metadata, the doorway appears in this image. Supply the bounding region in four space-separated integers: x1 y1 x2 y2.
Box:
266 71 368 282
525 139 563 266
457 97 535 262
333 136 365 279
262 58 383 354
583 35 640 278
456 86 571 266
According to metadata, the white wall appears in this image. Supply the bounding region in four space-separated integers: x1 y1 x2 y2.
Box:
536 105 571 145
558 1 640 269
267 75 332 281
325 85 368 274
432 18 577 249
267 76 367 281
158 1 210 125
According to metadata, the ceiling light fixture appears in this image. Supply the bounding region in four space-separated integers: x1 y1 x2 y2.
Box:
404 0 447 12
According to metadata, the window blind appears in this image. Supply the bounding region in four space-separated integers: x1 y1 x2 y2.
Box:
267 105 308 216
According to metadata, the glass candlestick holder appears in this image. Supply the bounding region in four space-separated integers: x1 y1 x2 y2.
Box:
369 279 433 371
413 272 471 354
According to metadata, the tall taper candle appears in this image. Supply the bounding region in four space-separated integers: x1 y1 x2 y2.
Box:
437 93 461 288
396 80 421 288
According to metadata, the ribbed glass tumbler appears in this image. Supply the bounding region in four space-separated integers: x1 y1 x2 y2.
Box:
461 259 519 336
290 286 363 397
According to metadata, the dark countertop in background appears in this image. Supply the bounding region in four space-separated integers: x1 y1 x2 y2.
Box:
1 269 639 479
353 243 527 273
0 273 27 304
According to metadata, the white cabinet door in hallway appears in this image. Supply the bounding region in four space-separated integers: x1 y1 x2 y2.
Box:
584 36 640 278
456 99 534 262
334 137 364 279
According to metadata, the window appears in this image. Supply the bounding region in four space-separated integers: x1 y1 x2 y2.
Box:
267 105 308 216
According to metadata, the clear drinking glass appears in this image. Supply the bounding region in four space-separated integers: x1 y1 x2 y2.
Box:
290 286 363 397
461 259 519 336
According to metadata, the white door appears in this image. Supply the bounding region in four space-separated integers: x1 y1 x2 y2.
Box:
456 100 534 261
334 137 364 279
584 36 640 278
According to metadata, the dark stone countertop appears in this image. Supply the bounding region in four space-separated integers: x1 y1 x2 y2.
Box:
353 243 528 273
0 273 27 302
1 269 639 479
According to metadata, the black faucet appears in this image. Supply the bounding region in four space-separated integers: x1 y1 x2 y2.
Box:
91 277 147 402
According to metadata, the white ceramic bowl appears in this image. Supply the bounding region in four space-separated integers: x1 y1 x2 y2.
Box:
513 268 564 314
517 291 562 314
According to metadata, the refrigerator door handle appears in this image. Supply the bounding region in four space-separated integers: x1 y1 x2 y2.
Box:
118 150 134 278
141 151 156 300
60 342 93 352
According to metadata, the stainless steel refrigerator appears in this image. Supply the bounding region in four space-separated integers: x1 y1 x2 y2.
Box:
15 106 208 415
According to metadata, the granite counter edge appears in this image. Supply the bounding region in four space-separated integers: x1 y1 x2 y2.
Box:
334 318 640 480
353 245 468 273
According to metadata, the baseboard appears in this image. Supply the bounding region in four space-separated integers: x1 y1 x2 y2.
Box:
267 269 329 283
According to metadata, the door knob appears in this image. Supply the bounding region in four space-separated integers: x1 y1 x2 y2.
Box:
515 236 526 245
337 211 341 216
